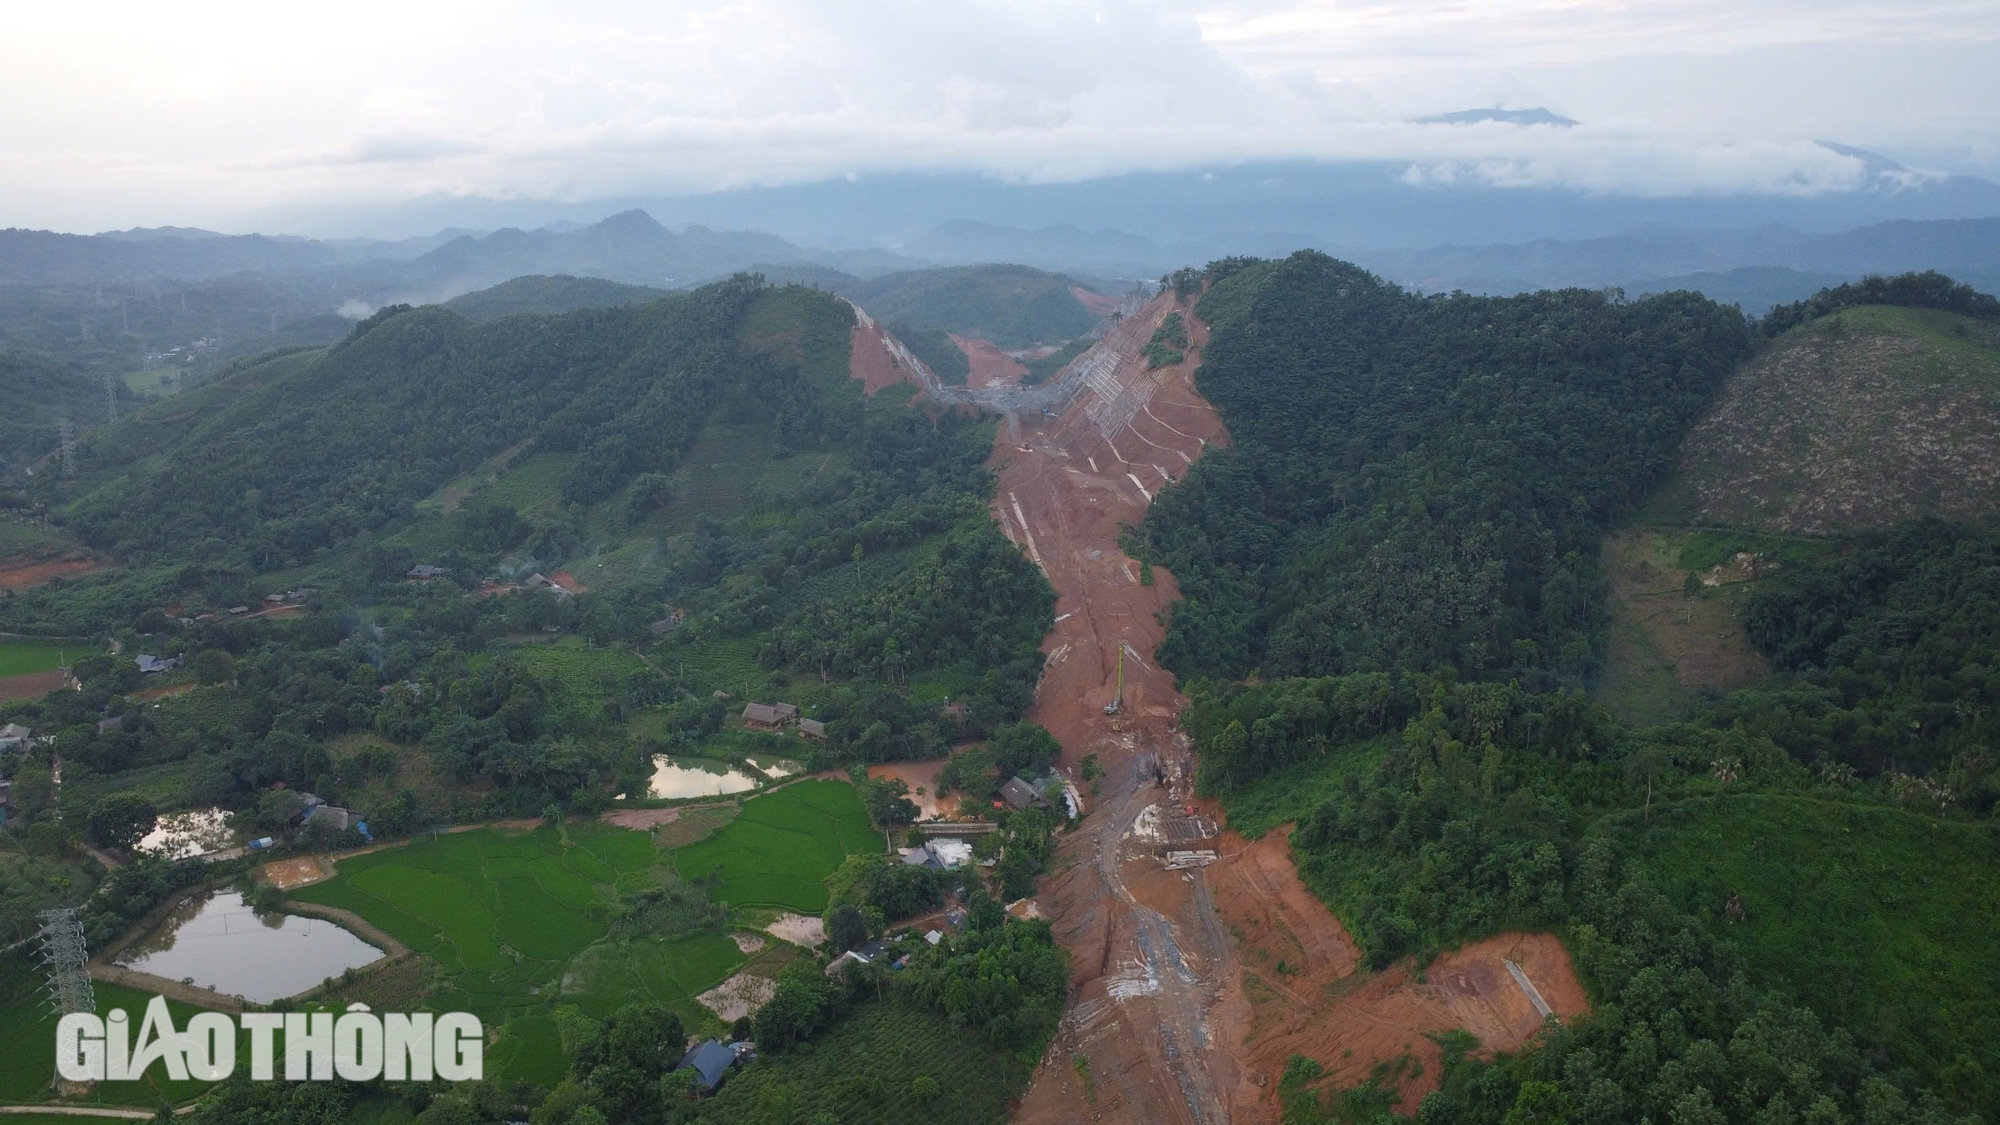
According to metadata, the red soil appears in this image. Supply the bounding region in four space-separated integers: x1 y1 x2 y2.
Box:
0 670 66 702
549 570 587 594
866 760 949 821
1072 286 1126 318
950 334 1028 390
848 314 919 396
0 556 101 591
995 294 1589 1123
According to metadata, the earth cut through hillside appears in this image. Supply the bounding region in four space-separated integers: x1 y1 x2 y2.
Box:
849 290 1589 1122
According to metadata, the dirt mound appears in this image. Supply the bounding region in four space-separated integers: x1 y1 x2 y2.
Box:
1656 307 2000 533
0 554 101 591
951 334 1028 389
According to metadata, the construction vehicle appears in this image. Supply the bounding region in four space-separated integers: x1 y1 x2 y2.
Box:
1102 645 1123 715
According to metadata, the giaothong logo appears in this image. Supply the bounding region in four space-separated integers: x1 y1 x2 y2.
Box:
56 997 483 1083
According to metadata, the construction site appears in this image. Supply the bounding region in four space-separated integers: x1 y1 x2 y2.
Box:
847 292 1589 1123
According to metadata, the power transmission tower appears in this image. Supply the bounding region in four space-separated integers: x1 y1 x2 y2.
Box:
57 419 76 478
104 374 119 425
36 907 95 1084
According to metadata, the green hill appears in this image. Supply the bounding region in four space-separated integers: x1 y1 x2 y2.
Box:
1647 305 2000 533
0 350 129 474
442 274 667 322
842 264 1095 347
1154 255 2000 1122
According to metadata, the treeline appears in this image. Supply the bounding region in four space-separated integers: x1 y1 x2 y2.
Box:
1760 270 2000 336
1134 251 1752 690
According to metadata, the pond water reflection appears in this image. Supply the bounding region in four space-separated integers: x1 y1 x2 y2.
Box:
647 756 798 799
136 807 234 859
114 890 384 1003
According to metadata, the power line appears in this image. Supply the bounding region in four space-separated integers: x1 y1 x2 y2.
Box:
57 419 76 478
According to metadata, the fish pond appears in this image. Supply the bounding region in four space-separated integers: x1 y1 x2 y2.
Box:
113 890 384 1003
648 754 798 799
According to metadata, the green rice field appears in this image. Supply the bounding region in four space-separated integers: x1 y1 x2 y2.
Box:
0 640 76 678
674 780 877 912
0 952 223 1107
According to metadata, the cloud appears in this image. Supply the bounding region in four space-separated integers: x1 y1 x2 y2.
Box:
0 0 1995 231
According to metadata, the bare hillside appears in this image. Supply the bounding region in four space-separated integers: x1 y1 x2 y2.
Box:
1651 305 2000 533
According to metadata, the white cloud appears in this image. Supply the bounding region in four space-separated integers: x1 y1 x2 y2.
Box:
0 0 1995 231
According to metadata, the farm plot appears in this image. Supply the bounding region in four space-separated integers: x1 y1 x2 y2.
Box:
507 635 653 704
674 780 876 912
561 930 749 1028
0 639 76 677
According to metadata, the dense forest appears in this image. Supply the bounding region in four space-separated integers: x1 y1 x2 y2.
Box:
842 264 1093 348
1156 259 2000 1123
1136 252 1751 689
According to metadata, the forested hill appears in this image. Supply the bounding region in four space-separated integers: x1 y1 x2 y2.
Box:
441 274 666 322
1136 252 1751 689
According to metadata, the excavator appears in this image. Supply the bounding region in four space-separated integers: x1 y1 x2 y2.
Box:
1102 644 1123 715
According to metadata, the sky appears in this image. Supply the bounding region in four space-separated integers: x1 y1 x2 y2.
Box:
3 0 1998 234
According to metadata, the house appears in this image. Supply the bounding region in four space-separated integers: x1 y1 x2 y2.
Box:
303 804 359 831
134 654 181 674
945 907 969 930
943 700 970 721
675 1039 742 1094
227 606 250 616
826 938 895 976
998 777 1046 811
741 703 783 729
901 839 973 869
770 702 798 722
649 618 678 636
263 593 286 606
96 716 127 734
899 844 944 870
406 564 449 580
797 718 826 740
0 723 30 751
0 781 10 827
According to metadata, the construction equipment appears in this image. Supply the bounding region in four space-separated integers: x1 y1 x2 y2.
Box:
1102 645 1123 714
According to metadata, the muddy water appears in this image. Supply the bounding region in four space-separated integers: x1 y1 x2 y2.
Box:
647 755 798 799
114 890 383 1003
136 807 234 859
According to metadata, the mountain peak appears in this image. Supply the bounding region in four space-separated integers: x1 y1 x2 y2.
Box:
1415 107 1578 127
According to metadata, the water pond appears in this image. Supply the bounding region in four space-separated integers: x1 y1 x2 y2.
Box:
114 890 384 1003
648 755 799 799
136 807 235 859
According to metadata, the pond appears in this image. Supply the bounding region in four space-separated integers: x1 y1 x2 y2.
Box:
114 890 384 1003
136 807 235 860
648 755 799 799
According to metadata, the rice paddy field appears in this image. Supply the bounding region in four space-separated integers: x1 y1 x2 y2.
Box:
0 953 222 1107
674 780 877 912
281 782 874 1082
0 640 76 677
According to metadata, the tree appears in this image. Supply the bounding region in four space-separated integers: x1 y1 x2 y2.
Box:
826 903 868 953
192 649 234 686
86 793 156 852
571 1001 685 1125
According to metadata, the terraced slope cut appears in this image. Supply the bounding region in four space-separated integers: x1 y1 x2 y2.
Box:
1655 306 2000 533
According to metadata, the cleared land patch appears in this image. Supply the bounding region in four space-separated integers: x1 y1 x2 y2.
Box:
1650 306 2000 533
1595 528 1783 723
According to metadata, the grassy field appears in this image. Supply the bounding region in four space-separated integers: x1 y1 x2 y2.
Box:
478 452 573 517
561 930 748 1028
0 515 69 560
691 1000 1028 1125
0 640 77 677
0 952 223 1107
1620 793 2000 1087
674 780 877 912
658 633 769 695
